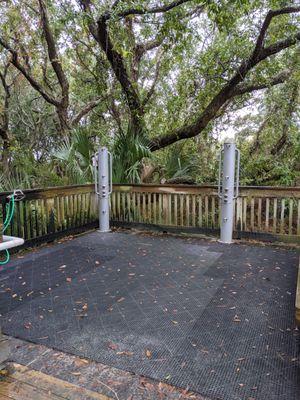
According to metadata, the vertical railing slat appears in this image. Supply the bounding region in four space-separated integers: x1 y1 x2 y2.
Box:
211 196 216 228
174 194 178 226
258 198 262 231
280 199 285 234
297 199 300 236
289 198 293 235
180 195 184 226
186 194 190 227
198 196 202 228
243 197 247 231
192 195 196 227
204 196 208 227
250 198 255 231
273 198 277 233
265 198 269 232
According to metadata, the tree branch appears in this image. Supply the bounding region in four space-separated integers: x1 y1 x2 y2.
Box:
252 6 300 60
38 0 69 107
232 69 291 97
149 7 300 151
104 0 194 20
135 37 164 59
97 16 144 134
71 98 101 126
0 36 59 106
142 52 163 107
259 32 300 61
271 83 299 155
79 0 99 41
79 0 144 133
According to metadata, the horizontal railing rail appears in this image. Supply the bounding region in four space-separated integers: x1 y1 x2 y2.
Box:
0 183 299 245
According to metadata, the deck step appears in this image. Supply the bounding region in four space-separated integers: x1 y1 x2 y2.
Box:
0 363 111 400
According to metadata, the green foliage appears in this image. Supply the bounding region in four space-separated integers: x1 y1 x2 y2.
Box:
236 78 300 186
53 128 95 185
113 130 152 183
0 0 299 188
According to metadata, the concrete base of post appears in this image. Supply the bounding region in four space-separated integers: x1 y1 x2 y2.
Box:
218 239 235 244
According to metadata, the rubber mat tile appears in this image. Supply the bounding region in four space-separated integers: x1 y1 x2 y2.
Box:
243 375 299 400
154 298 187 314
131 296 161 311
265 355 300 382
118 308 146 323
116 297 143 311
1 232 299 400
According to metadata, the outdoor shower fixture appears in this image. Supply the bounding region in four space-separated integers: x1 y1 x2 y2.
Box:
218 141 240 244
0 189 25 265
93 146 113 233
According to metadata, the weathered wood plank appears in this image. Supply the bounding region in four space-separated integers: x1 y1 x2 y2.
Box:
180 195 184 226
174 195 178 226
158 193 162 224
186 194 190 227
250 198 255 231
273 198 277 233
204 196 209 227
265 198 270 231
280 199 285 234
192 195 196 227
289 199 293 235
257 198 262 231
198 196 203 228
153 193 157 224
243 197 247 231
211 196 216 228
2 362 111 400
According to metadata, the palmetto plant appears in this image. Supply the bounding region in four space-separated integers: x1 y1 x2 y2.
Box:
163 144 197 184
53 128 95 184
113 130 152 183
0 170 33 192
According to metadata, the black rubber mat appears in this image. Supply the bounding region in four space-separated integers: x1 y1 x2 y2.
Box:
0 232 299 400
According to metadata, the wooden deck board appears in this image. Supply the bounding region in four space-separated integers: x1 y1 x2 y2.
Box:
0 363 111 400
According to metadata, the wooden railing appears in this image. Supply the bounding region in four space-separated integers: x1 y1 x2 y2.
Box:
0 183 300 245
0 184 97 244
112 184 300 241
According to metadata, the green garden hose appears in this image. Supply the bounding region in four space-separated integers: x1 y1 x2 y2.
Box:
0 196 15 265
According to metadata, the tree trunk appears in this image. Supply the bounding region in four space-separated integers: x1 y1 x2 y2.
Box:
0 129 10 173
57 105 70 134
97 17 145 137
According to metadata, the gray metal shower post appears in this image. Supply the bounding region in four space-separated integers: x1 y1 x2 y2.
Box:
94 146 112 232
218 141 240 244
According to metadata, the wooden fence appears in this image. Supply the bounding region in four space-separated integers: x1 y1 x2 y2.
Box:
112 184 300 242
0 184 98 245
0 183 300 245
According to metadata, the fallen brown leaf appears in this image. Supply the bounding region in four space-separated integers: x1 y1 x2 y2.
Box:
117 297 125 303
145 349 152 358
116 351 133 356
